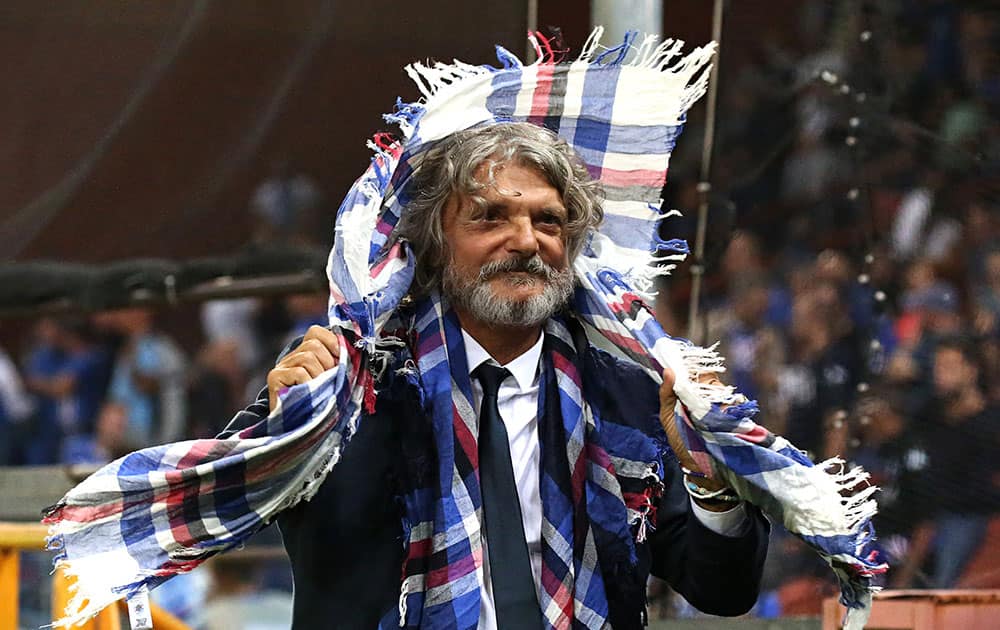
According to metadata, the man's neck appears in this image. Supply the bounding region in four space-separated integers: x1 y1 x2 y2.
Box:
453 307 542 365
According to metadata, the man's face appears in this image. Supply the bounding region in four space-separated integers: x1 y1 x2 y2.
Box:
986 252 1000 286
933 347 974 396
441 160 573 327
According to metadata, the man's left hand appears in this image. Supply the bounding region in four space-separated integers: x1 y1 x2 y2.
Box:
659 367 738 512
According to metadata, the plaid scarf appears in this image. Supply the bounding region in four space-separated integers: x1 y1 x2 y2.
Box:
46 29 884 630
575 265 887 629
390 294 661 629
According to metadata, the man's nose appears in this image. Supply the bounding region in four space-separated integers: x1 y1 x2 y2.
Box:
506 216 540 256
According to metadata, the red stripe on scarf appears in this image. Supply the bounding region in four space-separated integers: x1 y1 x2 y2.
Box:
540 564 573 628
734 424 772 443
608 291 642 315
45 499 126 523
551 352 581 388
176 440 218 468
453 407 480 469
370 242 403 277
596 329 648 357
585 441 616 477
156 559 201 575
406 537 432 561
426 547 479 588
527 64 555 126
599 168 667 188
376 219 395 237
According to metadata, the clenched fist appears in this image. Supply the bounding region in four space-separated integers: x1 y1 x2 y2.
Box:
659 367 734 510
267 325 341 411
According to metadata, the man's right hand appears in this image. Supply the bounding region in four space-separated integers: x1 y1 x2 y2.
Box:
267 325 341 411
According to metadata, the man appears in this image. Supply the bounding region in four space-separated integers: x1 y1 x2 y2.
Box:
50 32 886 630
224 124 769 628
100 307 187 447
889 339 999 588
0 342 34 465
22 318 108 462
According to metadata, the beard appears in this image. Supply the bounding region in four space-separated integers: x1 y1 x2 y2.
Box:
442 254 575 327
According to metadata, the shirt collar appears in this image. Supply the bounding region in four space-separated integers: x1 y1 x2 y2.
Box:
461 329 544 392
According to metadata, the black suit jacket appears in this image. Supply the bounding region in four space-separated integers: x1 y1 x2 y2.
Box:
222 340 769 629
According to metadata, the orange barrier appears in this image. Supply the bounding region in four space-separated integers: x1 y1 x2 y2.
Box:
0 522 47 630
0 547 18 630
0 522 189 630
823 590 1000 629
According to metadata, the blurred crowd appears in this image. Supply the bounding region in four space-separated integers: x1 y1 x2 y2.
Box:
1 0 998 624
0 163 328 627
654 0 1000 618
0 297 328 468
0 297 325 628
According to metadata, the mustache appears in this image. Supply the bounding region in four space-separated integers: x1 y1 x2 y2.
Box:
477 255 560 281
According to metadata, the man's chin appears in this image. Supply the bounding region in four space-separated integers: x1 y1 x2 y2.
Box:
443 265 575 328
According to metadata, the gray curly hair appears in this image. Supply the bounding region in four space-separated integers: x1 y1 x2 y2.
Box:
394 122 604 296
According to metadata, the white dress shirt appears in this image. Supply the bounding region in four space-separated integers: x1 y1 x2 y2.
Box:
461 330 748 630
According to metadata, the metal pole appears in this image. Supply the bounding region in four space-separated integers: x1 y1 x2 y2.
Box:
526 0 538 60
686 0 725 342
591 0 662 42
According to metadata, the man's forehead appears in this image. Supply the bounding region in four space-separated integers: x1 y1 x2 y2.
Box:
469 156 535 178
461 163 561 204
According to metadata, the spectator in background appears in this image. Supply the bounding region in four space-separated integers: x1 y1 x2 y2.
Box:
687 234 788 433
962 198 1000 281
200 298 262 373
851 391 929 570
905 281 965 384
281 292 328 347
251 157 324 245
99 308 187 448
54 320 108 442
0 343 34 465
196 297 264 428
892 339 1000 588
61 401 132 466
779 107 850 244
21 318 109 463
187 340 246 439
814 250 885 341
973 250 1000 405
894 258 940 347
717 274 786 423
778 274 860 458
973 249 1000 338
196 556 292 630
22 319 68 464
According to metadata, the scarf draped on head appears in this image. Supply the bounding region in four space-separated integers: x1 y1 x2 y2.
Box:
45 29 885 630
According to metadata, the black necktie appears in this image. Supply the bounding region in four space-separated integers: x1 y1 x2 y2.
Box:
473 363 543 629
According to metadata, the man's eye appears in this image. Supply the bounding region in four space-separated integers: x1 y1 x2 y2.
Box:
538 213 565 226
474 206 502 222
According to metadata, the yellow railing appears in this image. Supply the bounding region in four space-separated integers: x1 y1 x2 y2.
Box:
0 522 189 630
